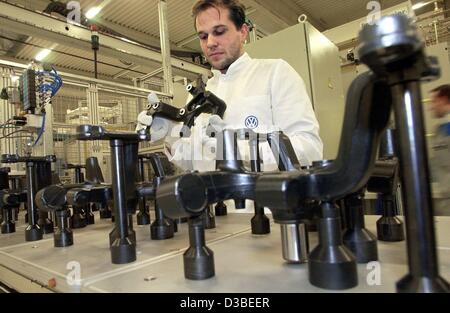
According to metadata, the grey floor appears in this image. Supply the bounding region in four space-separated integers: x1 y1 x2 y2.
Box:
0 211 449 293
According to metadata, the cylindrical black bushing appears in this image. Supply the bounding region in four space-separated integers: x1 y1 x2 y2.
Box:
377 197 404 242
84 205 95 225
173 217 188 233
251 205 270 235
234 199 246 210
99 203 112 219
377 216 405 241
110 237 136 264
54 209 73 247
343 194 378 263
214 201 228 216
1 208 16 234
150 216 174 240
25 224 43 242
202 206 216 230
184 217 215 280
309 202 358 290
109 225 136 246
137 209 151 226
71 207 87 229
37 211 54 234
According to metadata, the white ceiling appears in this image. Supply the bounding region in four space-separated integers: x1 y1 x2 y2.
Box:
1 0 442 85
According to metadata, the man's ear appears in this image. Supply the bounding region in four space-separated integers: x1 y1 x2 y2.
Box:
240 23 249 43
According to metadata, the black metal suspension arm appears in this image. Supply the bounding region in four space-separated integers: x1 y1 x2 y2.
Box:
156 125 311 220
65 186 112 207
35 156 111 213
267 131 302 172
157 171 258 220
156 127 263 219
366 159 399 195
255 73 392 210
0 190 22 207
136 182 156 198
1 154 57 164
145 86 227 131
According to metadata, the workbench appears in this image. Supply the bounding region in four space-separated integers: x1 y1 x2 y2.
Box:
0 214 449 293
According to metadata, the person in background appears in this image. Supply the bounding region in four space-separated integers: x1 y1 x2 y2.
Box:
429 84 450 197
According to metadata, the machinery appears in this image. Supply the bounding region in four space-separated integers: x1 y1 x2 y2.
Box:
154 15 450 292
36 157 109 247
0 15 448 294
1 154 56 241
0 167 26 234
35 85 228 264
0 64 62 151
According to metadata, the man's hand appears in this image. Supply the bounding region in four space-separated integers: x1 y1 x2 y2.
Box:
135 111 153 132
135 92 173 141
135 92 160 133
205 114 226 138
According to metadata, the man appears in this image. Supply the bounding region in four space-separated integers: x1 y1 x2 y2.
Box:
164 0 322 171
430 85 450 120
429 85 450 198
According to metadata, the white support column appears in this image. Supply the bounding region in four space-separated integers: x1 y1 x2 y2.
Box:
158 0 174 102
87 83 102 160
0 67 15 156
33 103 54 157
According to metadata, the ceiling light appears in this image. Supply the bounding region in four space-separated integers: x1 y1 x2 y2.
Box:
412 1 432 11
35 49 51 61
86 6 101 19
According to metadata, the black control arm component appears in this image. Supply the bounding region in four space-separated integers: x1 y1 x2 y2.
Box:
157 128 260 220
255 73 391 209
146 85 227 131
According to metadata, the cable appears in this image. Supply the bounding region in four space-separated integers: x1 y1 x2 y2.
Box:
0 130 33 140
37 68 63 98
1 119 14 139
0 34 148 75
32 111 46 147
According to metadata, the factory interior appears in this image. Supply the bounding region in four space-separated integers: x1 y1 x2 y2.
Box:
0 0 449 294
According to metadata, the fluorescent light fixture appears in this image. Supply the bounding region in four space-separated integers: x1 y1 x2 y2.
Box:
86 6 101 19
412 1 432 10
35 48 51 61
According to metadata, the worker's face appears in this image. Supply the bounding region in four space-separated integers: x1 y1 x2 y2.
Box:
430 92 450 118
196 7 248 73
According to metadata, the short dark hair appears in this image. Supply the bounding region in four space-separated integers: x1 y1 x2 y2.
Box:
192 0 247 30
431 84 450 100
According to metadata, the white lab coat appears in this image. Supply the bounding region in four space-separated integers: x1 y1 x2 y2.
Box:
164 53 323 212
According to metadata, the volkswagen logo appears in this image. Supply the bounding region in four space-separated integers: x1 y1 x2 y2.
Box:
245 116 259 129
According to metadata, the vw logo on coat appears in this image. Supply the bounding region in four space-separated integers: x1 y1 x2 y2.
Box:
245 116 259 129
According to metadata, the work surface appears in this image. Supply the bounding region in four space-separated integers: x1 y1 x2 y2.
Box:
0 213 449 293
